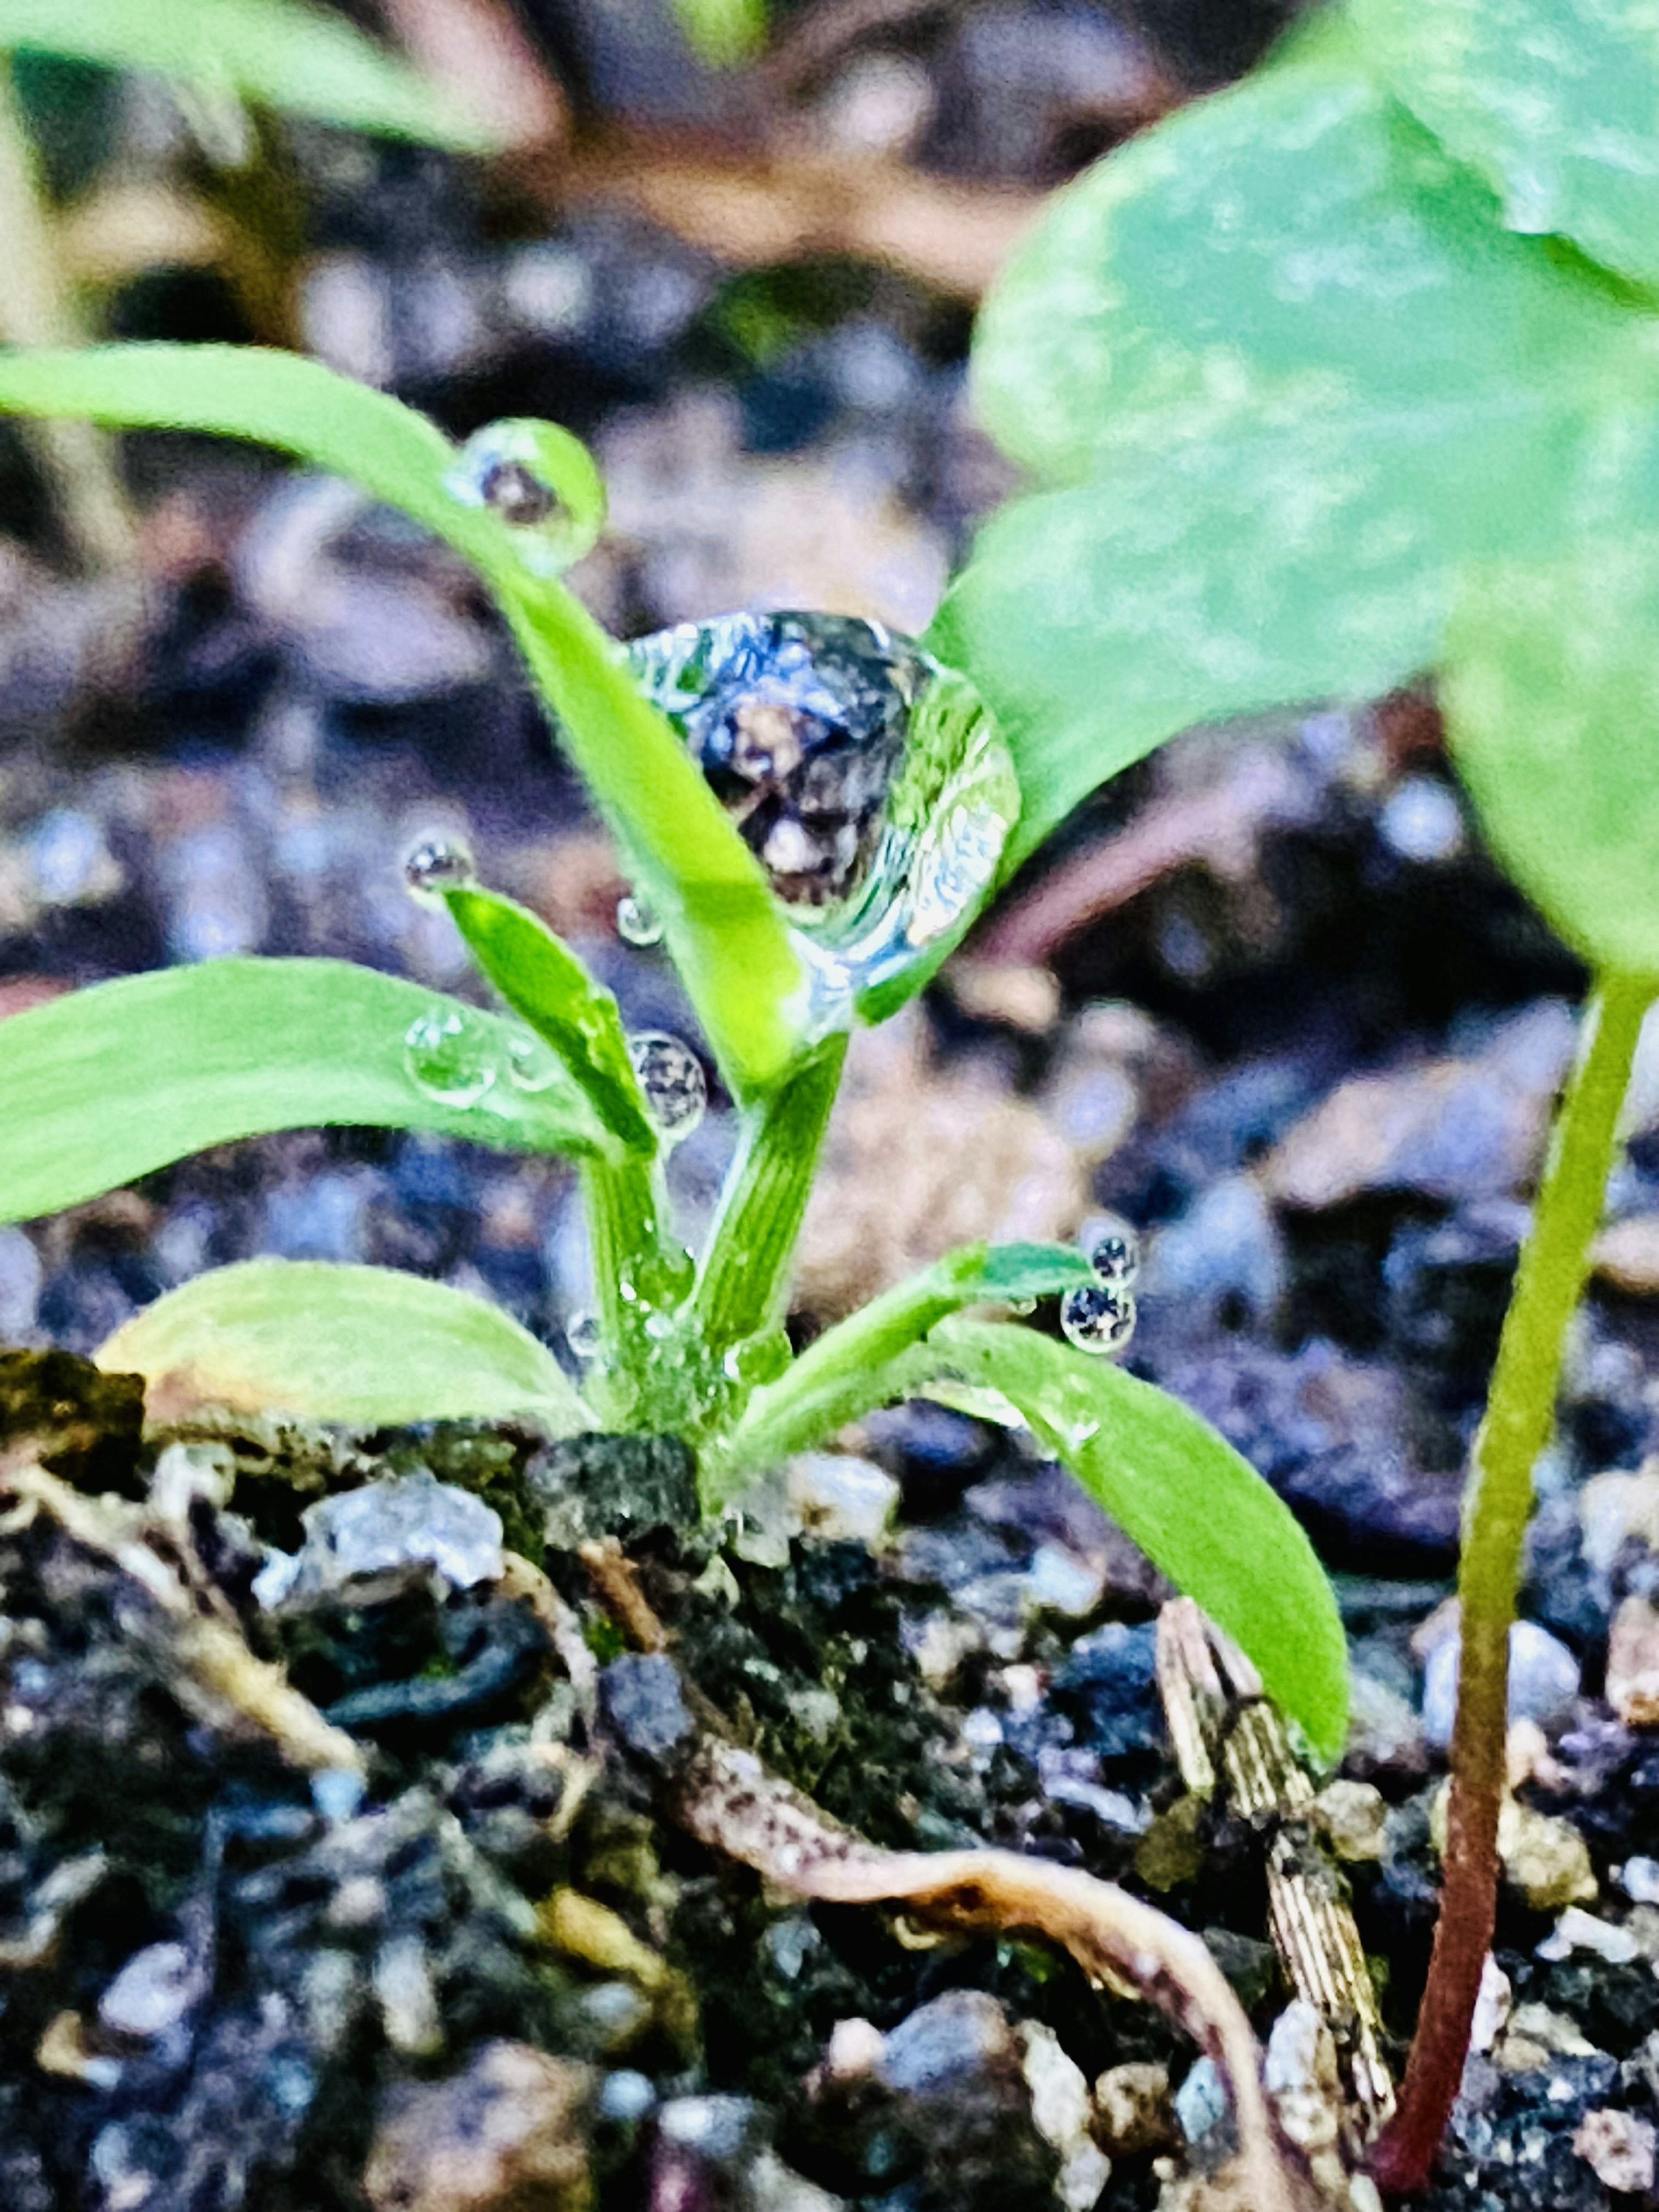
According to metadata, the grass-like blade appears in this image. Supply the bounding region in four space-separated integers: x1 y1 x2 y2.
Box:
0 345 808 1098
0 957 616 1224
928 1318 1349 1763
0 0 497 149
441 885 655 1154
99 1259 591 1430
705 1240 1097 1499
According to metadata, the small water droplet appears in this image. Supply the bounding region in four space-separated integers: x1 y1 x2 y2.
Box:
721 1329 792 1389
1087 1218 1141 1290
403 834 477 907
628 1031 706 1144
1060 1283 1136 1357
616 893 664 948
644 1310 677 1341
567 1312 601 1360
478 455 557 526
505 1028 562 1093
636 1239 696 1308
403 1004 498 1107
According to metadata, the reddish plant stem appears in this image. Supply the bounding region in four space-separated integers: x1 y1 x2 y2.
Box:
1371 973 1654 2197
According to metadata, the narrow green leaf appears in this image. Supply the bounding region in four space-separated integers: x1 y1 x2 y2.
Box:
441 885 655 1154
0 346 808 1098
1350 0 1659 292
928 1319 1349 1762
705 1241 1097 1498
0 957 615 1224
970 25 1640 484
1444 526 1659 975
98 1259 591 1430
0 0 498 150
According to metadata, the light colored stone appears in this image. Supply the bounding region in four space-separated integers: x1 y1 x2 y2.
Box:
1313 1780 1388 1862
364 2040 592 2212
1573 2108 1657 2195
1469 1956 1511 2055
1608 1595 1659 1727
1579 1466 1659 1574
1621 1855 1659 1904
1536 1907 1640 1966
1494 2002 1599 2072
785 1453 899 1546
1500 1801 1598 1911
1421 1620 1580 1750
1093 2062 1176 2158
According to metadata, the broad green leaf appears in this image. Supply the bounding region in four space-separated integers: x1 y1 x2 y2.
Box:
440 885 655 1154
0 957 616 1224
99 1259 591 1430
944 26 1659 867
1445 527 1659 974
1350 0 1659 292
928 1319 1349 1762
705 1241 1098 1498
0 346 808 1097
970 25 1643 483
934 392 1593 868
0 0 497 150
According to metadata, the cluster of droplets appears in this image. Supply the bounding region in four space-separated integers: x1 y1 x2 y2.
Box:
1059 1216 1141 1356
401 1002 567 1109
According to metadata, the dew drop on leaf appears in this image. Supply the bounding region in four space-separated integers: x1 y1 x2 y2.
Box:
504 1029 562 1093
1087 1217 1141 1289
627 1031 707 1144
566 1312 601 1360
722 1328 792 1388
626 610 1018 1023
403 834 477 907
616 893 664 948
403 1004 498 1107
445 418 605 575
1059 1282 1137 1356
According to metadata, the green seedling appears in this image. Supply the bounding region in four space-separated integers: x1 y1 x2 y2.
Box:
931 0 1659 2187
0 339 1348 1776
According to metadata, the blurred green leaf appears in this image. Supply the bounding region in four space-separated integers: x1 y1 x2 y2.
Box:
0 0 499 149
928 1319 1350 1763
99 1259 591 1429
0 957 616 1224
1350 0 1659 291
941 26 1659 868
671 0 765 68
441 885 655 1154
0 345 808 1097
1446 524 1659 975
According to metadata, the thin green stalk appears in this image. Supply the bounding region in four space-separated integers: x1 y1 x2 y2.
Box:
580 1154 674 1412
0 62 135 569
1372 970 1656 2197
691 1033 847 1356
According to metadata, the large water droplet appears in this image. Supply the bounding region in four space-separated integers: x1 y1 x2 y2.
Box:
403 1004 499 1107
403 833 477 907
445 419 606 577
616 893 664 948
722 1328 792 1389
1087 1217 1141 1290
627 1031 706 1144
1060 1283 1136 1357
627 611 1017 1027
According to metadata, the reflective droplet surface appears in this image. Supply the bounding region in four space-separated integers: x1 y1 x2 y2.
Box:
403 1004 498 1107
1088 1218 1141 1290
505 1028 563 1092
567 1312 601 1360
627 610 1017 1027
615 893 664 948
445 418 606 577
628 1031 707 1144
722 1328 792 1389
1060 1282 1137 1357
403 834 477 907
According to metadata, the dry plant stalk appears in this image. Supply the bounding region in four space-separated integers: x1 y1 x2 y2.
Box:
675 1732 1320 2212
0 1446 362 1780
1157 1599 1394 2155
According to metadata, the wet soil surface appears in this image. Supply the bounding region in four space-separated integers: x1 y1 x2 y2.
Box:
6 3 1659 2201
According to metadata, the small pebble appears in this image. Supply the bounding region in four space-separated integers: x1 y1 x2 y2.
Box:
1573 2107 1657 2195
1607 1594 1659 1726
1621 1855 1659 1904
1536 1907 1640 1967
1313 1779 1388 1862
1093 2062 1176 2158
1421 1620 1581 1750
98 1942 196 2041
